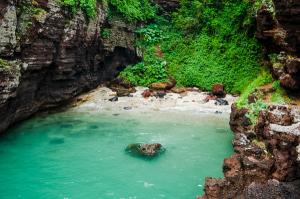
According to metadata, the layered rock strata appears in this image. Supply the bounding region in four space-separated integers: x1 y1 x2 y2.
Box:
200 105 300 199
0 0 139 133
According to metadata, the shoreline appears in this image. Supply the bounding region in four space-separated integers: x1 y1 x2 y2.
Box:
69 86 237 116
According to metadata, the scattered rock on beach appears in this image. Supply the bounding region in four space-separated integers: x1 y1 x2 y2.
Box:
109 96 118 102
212 83 226 98
155 91 167 98
150 78 176 90
142 89 154 98
215 98 229 106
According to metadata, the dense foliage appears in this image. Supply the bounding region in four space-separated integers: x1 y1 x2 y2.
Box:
59 0 156 20
60 0 97 18
121 0 263 93
108 0 156 22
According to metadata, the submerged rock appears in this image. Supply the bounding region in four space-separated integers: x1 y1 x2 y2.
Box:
49 137 65 145
126 143 165 157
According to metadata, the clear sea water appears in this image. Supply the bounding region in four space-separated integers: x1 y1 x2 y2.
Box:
0 111 233 199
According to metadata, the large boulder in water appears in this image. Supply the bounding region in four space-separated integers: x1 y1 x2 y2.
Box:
126 143 165 157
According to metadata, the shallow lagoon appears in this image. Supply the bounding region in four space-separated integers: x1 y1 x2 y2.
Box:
0 111 233 199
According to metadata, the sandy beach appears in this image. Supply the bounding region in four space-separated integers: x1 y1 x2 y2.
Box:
70 86 237 115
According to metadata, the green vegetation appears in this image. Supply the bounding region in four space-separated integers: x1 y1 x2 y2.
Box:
0 58 10 69
109 0 156 22
59 0 97 18
271 80 290 104
120 46 168 86
236 70 273 108
245 100 268 125
59 0 156 20
236 71 290 124
100 28 111 39
254 0 274 13
17 2 48 37
121 0 263 93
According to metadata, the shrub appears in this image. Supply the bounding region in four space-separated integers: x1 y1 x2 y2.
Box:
121 0 267 96
59 0 97 18
100 28 111 39
136 24 165 46
120 60 167 86
236 70 273 108
245 100 268 124
109 0 156 22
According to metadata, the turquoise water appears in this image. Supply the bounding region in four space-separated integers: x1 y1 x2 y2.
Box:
0 111 233 199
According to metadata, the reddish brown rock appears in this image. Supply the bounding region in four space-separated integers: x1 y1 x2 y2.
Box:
170 87 187 94
150 78 176 90
229 104 252 133
142 89 154 98
212 83 226 98
257 1 300 91
280 74 299 90
248 94 258 104
285 58 300 75
203 95 218 103
223 154 242 180
201 105 300 199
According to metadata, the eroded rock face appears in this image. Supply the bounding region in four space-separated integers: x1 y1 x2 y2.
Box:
256 1 300 91
0 1 139 133
200 105 300 198
0 0 17 56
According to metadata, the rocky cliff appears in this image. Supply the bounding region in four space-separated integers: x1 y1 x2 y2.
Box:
256 0 300 91
199 1 300 198
199 105 300 199
0 0 139 133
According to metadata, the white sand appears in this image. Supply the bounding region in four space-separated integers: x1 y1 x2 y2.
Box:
71 86 237 115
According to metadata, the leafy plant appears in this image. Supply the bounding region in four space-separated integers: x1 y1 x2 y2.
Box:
59 0 97 18
100 28 111 39
109 0 156 22
120 60 167 86
271 80 290 104
254 0 275 13
246 100 268 124
136 24 165 46
236 70 273 108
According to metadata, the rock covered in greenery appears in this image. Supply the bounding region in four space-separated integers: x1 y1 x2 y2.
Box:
153 0 179 12
126 143 165 157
